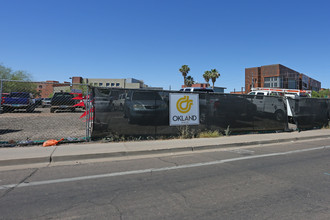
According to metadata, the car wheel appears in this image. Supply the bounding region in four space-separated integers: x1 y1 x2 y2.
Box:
128 116 135 124
275 110 285 121
127 112 136 124
26 106 35 113
50 108 55 113
3 107 11 113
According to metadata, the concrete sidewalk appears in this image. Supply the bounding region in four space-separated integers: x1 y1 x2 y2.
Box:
1 129 330 167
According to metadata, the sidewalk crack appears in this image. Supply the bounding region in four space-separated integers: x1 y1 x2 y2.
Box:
157 157 179 166
47 146 58 167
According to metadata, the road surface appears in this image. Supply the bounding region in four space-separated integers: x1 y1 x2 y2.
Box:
0 138 329 219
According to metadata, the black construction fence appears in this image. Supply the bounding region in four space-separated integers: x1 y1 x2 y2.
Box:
91 87 330 140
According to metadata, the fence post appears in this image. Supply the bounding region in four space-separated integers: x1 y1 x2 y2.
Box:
0 79 3 114
85 85 91 141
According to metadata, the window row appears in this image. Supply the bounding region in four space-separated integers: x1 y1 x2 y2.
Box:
92 82 120 87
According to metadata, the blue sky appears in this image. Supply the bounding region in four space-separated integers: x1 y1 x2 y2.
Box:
1 0 329 92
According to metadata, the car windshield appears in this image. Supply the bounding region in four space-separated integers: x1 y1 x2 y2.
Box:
193 89 213 93
53 93 73 98
132 92 162 100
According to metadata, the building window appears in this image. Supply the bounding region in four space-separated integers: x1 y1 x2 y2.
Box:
264 77 281 88
99 83 103 86
116 83 120 87
111 83 115 86
106 83 110 87
288 80 297 89
94 83 97 86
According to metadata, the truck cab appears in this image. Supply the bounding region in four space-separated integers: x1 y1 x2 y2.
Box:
2 92 36 112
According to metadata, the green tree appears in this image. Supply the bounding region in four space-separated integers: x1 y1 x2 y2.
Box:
311 91 320 98
210 69 220 89
179 65 190 86
0 64 36 94
203 70 211 85
312 89 330 98
185 75 195 87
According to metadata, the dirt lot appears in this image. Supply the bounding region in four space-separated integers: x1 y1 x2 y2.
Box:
0 107 88 142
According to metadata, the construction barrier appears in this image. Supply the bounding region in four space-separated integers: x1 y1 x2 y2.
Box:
0 79 92 146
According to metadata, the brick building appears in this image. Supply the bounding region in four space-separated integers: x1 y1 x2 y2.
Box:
37 81 71 98
245 64 321 93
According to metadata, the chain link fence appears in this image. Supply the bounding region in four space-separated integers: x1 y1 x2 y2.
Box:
2 80 329 146
0 79 93 146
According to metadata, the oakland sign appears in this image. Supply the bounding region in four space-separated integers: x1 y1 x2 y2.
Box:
169 93 200 126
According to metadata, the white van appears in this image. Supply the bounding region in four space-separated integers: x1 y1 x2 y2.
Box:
180 87 214 93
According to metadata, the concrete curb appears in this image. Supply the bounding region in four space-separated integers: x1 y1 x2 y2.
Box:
52 134 330 162
0 157 50 167
1 134 329 167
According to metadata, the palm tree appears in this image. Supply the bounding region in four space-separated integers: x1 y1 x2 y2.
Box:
210 69 220 89
185 75 195 87
179 65 190 86
203 70 211 86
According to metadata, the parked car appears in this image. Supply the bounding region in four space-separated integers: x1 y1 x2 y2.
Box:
112 93 127 111
50 92 76 113
41 98 51 108
123 90 168 124
2 92 36 112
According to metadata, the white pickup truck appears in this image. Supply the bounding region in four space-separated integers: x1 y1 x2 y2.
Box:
248 90 286 121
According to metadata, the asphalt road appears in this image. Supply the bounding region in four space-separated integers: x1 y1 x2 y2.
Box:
0 139 329 219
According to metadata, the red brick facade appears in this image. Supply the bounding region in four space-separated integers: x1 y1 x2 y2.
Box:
36 81 71 98
245 64 321 93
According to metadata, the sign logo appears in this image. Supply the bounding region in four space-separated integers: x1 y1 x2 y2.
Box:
169 93 199 126
176 96 193 113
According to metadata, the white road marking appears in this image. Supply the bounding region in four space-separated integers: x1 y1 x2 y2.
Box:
0 146 329 190
227 149 255 154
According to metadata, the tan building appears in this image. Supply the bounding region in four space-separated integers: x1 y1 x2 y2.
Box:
71 77 148 89
53 86 71 94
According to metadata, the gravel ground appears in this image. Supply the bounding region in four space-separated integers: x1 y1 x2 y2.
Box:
0 107 88 142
